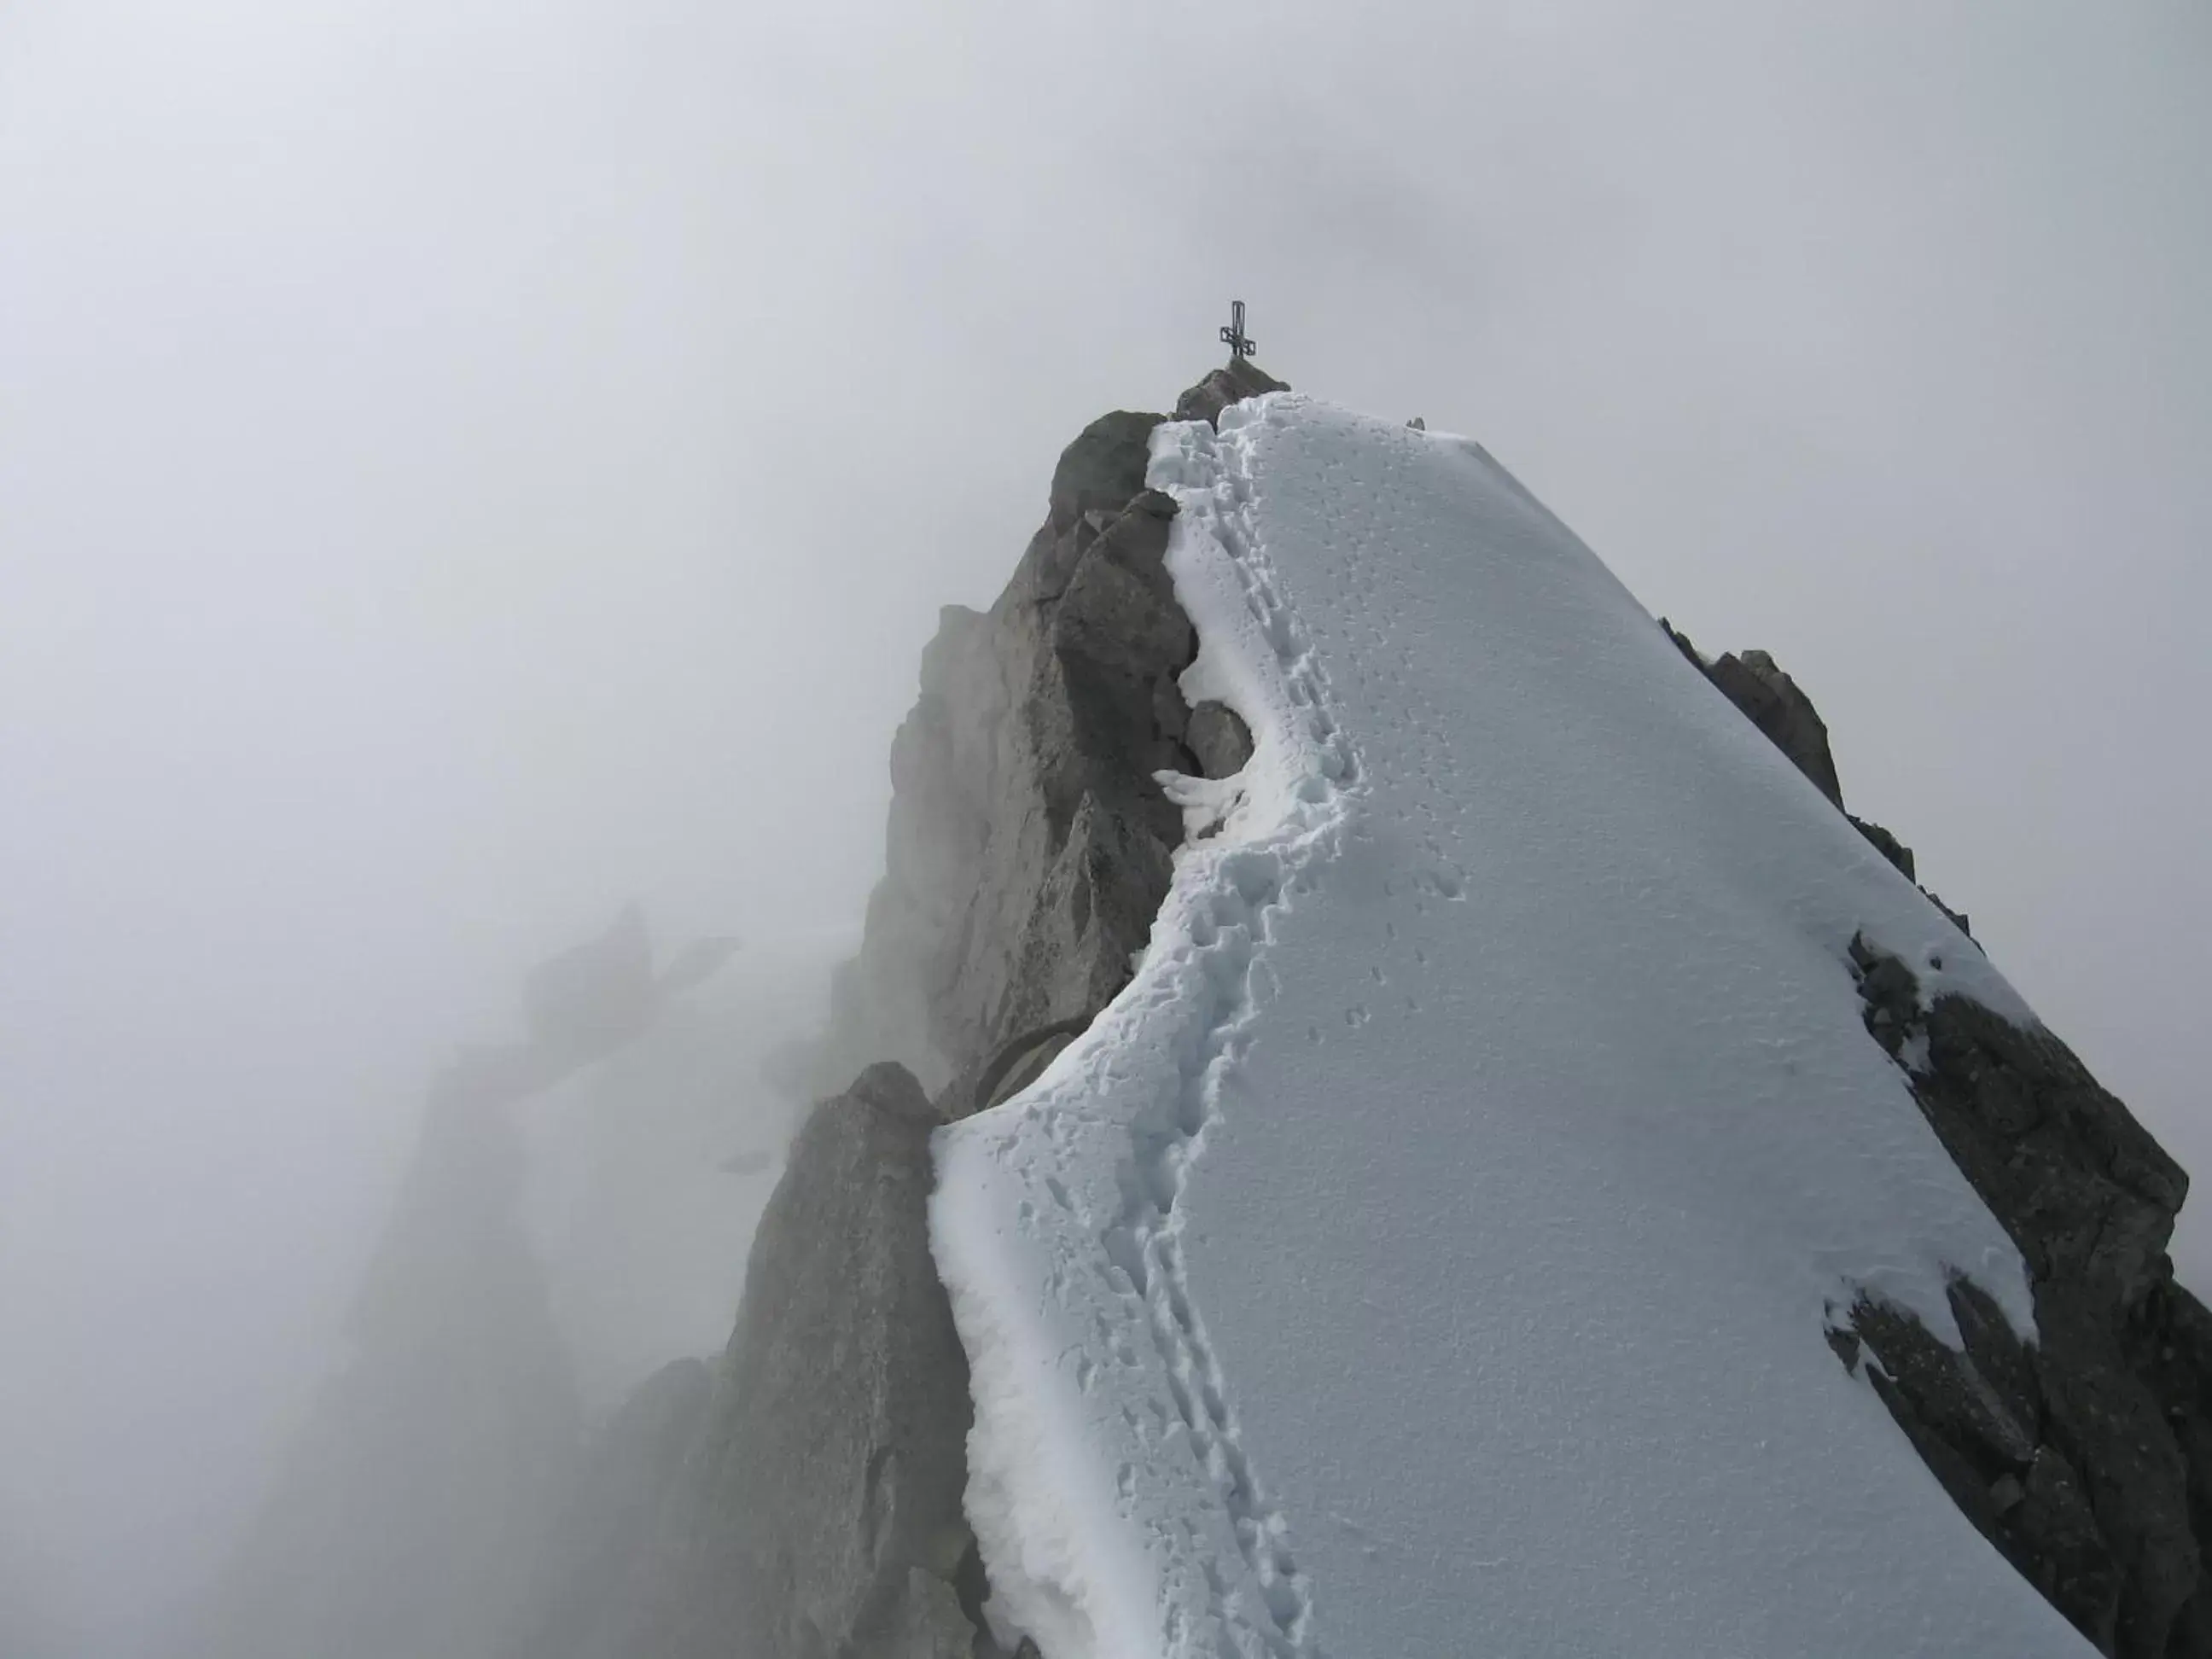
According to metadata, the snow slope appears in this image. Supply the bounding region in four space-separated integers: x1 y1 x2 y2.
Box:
930 394 2090 1658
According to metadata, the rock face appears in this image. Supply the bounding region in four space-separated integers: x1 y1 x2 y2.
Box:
1184 700 1254 780
603 1063 981 1659
1706 646 1845 806
1661 620 1843 807
807 398 1249 1102
1844 935 2209 1657
810 365 1289 1109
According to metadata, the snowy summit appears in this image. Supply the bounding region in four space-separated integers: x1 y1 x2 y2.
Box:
932 393 2089 1657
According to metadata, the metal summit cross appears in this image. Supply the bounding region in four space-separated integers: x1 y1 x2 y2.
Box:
1220 299 1256 361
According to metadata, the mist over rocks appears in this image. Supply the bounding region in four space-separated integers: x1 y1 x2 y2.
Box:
175 908 768 1659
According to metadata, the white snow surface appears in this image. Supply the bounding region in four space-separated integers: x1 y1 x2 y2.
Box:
930 394 2089 1658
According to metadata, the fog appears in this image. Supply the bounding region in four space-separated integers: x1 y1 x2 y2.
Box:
2 3 2205 1654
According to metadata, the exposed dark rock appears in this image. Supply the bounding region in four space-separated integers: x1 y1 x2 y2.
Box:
2017 1446 2126 1639
1658 616 1706 670
808 419 1234 1096
1704 647 1845 807
979 1027 1079 1113
1670 616 2193 1644
1048 410 1163 533
940 1016 1093 1121
1853 943 2189 1302
1185 701 1254 780
1854 1290 2037 1472
818 375 1293 1093
1926 887 1976 942
1664 623 1976 941
1662 624 1833 803
1841 936 2207 1656
1173 358 1289 428
1848 813 1918 882
606 1062 977 1659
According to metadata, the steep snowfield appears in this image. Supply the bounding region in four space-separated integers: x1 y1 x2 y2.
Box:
931 394 2088 1658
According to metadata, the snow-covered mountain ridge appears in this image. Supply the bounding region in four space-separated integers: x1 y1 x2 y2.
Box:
920 387 2203 1659
846 370 2201 1659
174 365 2211 1659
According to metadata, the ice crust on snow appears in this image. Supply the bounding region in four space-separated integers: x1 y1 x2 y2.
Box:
929 395 2087 1657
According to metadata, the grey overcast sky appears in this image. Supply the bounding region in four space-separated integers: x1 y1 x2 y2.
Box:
3 2 2207 1653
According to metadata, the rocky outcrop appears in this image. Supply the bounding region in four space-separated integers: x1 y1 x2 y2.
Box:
1847 812 1917 881
808 387 1279 1104
1661 620 1842 807
1173 358 1289 428
1661 618 2205 1650
603 1064 981 1659
1842 940 2210 1656
1706 646 1845 807
1185 701 1254 781
1661 620 1974 939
